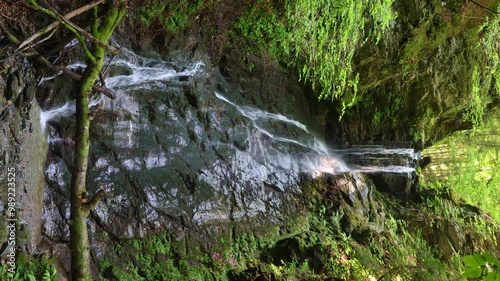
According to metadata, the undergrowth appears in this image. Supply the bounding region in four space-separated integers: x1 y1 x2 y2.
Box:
0 254 57 281
94 176 491 281
421 112 500 222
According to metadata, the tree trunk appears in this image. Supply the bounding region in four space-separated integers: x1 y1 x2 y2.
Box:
69 60 101 281
68 2 125 280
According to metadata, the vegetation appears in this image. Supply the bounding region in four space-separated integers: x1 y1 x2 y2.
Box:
462 253 500 280
233 0 396 115
421 112 500 222
2 0 500 280
402 1 500 144
136 0 203 32
89 175 500 281
0 254 57 281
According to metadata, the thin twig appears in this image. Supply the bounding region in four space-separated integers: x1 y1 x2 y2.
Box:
26 0 96 62
37 56 116 99
101 34 130 76
0 19 115 99
49 6 120 55
17 0 106 51
470 0 500 16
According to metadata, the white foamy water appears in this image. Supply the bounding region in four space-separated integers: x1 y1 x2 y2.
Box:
214 91 418 177
40 96 103 131
350 165 415 174
105 60 204 90
39 49 204 140
214 92 309 132
41 48 416 190
214 91 348 176
332 146 416 158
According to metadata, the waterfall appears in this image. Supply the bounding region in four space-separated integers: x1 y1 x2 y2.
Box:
213 91 350 177
40 49 417 231
213 91 417 177
332 145 418 175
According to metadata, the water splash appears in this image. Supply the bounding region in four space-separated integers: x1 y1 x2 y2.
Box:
40 96 103 131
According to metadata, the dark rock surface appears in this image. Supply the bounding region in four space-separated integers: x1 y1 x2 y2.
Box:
0 63 47 254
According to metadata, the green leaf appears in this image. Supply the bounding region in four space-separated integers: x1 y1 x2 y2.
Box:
28 273 37 281
463 255 484 267
473 253 487 266
463 268 483 278
482 252 500 266
485 272 499 281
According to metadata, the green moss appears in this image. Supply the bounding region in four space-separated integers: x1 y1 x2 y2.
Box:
137 0 203 33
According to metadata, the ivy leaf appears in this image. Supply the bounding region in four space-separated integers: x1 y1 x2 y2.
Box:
473 253 487 265
463 254 484 268
483 252 500 266
463 267 483 278
484 271 500 281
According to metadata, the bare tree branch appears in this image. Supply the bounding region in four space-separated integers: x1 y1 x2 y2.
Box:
17 0 107 52
47 3 121 55
0 19 115 99
470 0 500 16
36 56 116 99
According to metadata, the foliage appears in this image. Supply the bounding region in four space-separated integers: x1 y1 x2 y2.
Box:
137 0 203 33
421 112 500 222
463 65 487 128
233 2 287 59
479 15 500 100
0 254 57 281
462 253 500 280
371 92 404 127
285 0 395 105
234 0 396 114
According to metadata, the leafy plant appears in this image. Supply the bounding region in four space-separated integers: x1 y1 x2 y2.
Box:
0 254 57 281
462 253 500 280
463 65 486 128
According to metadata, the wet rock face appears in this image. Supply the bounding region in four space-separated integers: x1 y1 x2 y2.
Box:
0 65 47 253
41 48 330 250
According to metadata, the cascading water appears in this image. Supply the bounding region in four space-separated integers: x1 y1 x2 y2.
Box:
212 91 349 176
331 145 418 175
40 49 417 239
39 96 103 131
